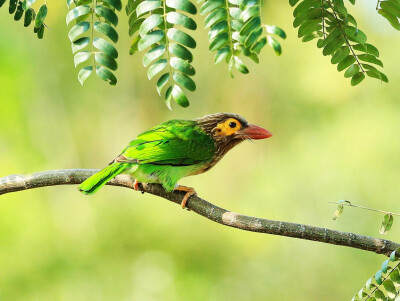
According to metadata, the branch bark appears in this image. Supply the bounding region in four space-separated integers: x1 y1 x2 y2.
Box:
0 169 398 256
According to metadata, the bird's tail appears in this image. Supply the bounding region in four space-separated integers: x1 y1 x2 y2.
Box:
79 162 129 195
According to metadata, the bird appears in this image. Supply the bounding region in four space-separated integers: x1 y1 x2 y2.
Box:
78 113 272 208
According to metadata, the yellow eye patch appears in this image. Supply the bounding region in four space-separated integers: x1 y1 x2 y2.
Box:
214 118 242 136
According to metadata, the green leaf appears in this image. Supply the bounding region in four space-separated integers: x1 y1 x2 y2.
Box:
351 72 365 86
24 8 35 27
147 59 168 79
170 84 189 107
332 204 344 220
143 45 166 67
69 22 91 42
378 8 400 30
200 0 224 15
366 70 388 83
74 51 92 67
374 289 385 301
380 214 394 234
156 73 170 95
170 57 195 75
214 46 230 63
241 6 259 22
358 54 383 67
240 17 261 37
337 55 356 71
136 0 162 16
102 0 122 11
129 35 141 55
9 0 18 14
166 12 197 30
14 2 24 21
96 66 117 85
35 4 47 28
331 46 350 64
380 1 400 17
383 280 397 299
129 18 145 36
251 36 267 54
95 5 119 26
169 43 193 62
78 66 93 85
353 43 379 57
94 22 119 43
72 37 90 53
95 52 118 71
167 28 196 48
265 25 286 39
204 7 226 28
344 64 359 78
36 23 45 39
233 56 249 74
267 35 282 56
139 14 163 37
22 0 37 10
173 71 196 91
244 27 262 48
208 20 228 41
93 37 118 59
209 33 229 51
166 0 197 14
344 26 367 44
66 5 91 25
138 30 164 50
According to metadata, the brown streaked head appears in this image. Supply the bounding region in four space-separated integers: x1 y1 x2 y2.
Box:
196 113 272 158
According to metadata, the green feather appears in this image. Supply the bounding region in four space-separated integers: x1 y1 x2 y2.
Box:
79 162 129 195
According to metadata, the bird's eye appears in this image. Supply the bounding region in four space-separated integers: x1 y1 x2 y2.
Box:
229 121 237 128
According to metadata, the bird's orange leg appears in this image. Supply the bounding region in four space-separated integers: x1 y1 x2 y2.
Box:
175 185 197 209
133 179 140 191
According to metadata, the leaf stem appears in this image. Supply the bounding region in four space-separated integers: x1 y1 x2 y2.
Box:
328 201 400 217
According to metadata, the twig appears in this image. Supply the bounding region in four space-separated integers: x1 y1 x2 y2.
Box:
329 201 400 217
0 169 399 256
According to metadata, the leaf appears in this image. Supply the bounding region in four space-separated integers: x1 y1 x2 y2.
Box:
353 43 379 57
74 51 92 67
102 0 122 11
95 5 118 26
200 0 224 15
147 59 168 79
143 45 166 67
156 73 170 95
380 214 394 234
138 30 164 50
337 55 356 72
265 25 286 39
332 204 344 220
209 33 229 51
22 0 37 10
351 72 365 86
34 4 47 28
69 22 91 42
139 14 163 37
94 22 119 43
204 7 226 28
95 52 118 71
24 8 35 27
169 43 193 62
233 56 249 74
166 12 197 30
170 84 189 107
383 279 397 299
173 71 196 91
358 54 384 67
66 5 91 25
170 57 195 75
167 28 196 48
36 23 45 39
267 35 282 56
136 0 162 16
93 37 118 59
96 66 117 85
344 64 359 78
378 8 400 30
331 46 350 64
14 1 24 21
166 0 197 14
78 66 93 85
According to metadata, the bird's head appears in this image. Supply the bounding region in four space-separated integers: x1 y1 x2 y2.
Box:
196 113 272 152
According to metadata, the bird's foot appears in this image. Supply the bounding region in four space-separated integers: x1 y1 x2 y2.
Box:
133 179 140 191
175 185 197 209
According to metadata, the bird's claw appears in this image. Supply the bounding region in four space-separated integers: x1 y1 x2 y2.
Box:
175 185 197 210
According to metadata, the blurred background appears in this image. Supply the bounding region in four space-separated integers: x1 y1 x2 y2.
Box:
1 1 400 300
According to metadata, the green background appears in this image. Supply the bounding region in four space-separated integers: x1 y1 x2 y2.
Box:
1 1 400 300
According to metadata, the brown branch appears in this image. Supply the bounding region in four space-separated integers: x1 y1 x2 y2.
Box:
0 169 398 256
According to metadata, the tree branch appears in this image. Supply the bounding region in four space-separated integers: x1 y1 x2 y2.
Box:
0 169 398 256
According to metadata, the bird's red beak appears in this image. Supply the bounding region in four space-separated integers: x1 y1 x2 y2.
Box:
240 124 273 140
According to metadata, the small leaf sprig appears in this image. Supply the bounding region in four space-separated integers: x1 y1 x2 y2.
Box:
67 0 121 85
330 200 399 234
352 248 400 300
376 0 400 30
1 0 48 38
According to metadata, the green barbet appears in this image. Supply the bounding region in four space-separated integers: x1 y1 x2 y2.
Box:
79 113 272 208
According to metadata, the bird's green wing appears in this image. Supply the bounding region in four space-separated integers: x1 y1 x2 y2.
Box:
119 120 216 165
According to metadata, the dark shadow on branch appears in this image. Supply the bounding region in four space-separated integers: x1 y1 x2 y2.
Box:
0 169 398 256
